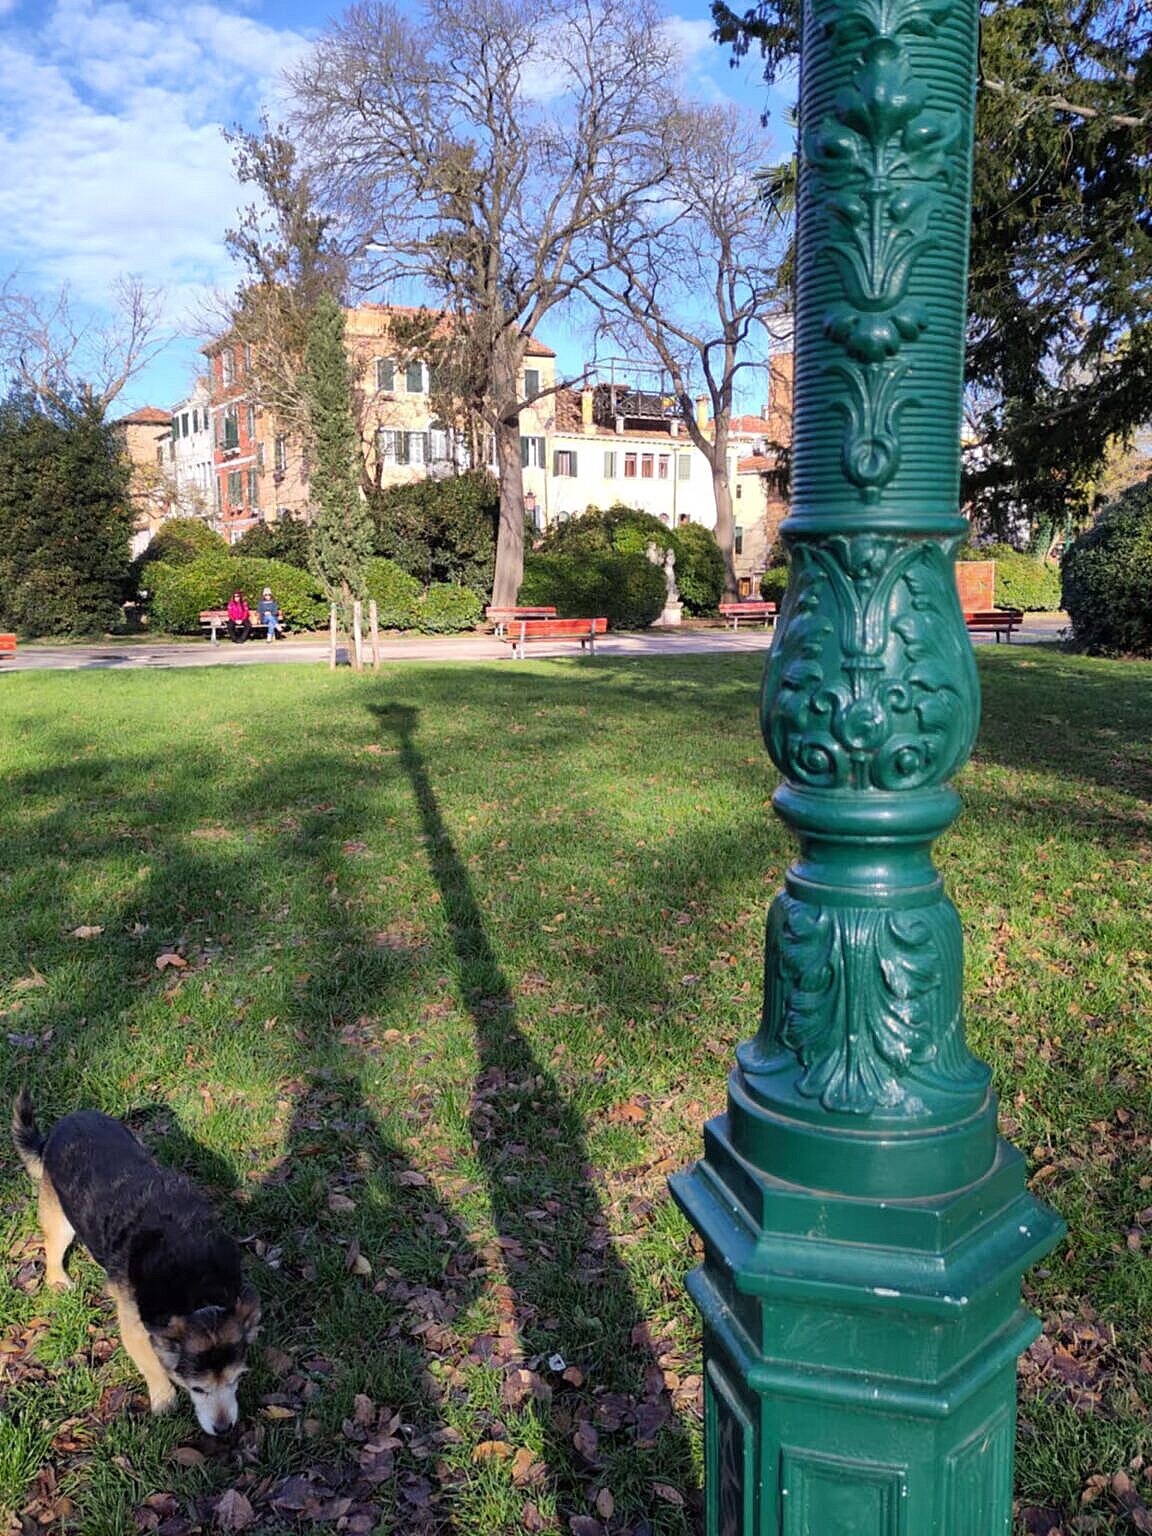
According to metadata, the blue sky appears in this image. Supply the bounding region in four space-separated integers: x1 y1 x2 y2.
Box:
0 0 792 415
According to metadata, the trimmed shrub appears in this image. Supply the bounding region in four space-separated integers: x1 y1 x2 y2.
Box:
233 516 312 569
521 551 665 629
669 520 724 613
1061 476 1152 656
540 504 723 614
760 566 789 605
417 584 484 634
959 542 1061 611
138 517 227 569
368 471 498 597
365 558 422 629
150 556 327 634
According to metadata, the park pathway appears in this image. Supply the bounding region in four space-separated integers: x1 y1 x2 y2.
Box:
1 614 1068 672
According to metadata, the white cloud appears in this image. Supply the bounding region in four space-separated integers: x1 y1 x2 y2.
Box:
0 0 312 403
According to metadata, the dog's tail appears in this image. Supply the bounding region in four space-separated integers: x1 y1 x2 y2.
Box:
12 1088 46 1181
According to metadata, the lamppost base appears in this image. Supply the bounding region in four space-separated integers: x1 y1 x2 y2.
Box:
670 1103 1065 1535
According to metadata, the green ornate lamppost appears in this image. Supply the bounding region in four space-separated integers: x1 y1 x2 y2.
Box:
671 0 1064 1529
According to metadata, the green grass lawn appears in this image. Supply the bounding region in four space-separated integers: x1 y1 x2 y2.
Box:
0 648 1149 1535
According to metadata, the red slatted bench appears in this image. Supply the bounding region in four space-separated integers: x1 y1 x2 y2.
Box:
200 609 230 644
964 609 1024 643
501 616 607 660
485 605 557 636
719 601 778 630
0 633 15 662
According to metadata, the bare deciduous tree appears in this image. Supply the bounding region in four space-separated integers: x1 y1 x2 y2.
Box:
589 105 786 598
290 0 679 605
0 275 169 418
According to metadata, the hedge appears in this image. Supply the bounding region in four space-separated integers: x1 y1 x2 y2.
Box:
759 566 789 605
1061 476 1152 656
539 505 723 613
137 517 228 570
521 550 665 629
418 584 484 633
959 543 1061 611
149 556 327 634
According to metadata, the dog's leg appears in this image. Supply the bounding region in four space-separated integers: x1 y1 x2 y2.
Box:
38 1176 74 1290
107 1281 177 1414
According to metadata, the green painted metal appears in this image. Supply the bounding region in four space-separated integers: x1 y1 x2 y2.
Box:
670 0 1065 1529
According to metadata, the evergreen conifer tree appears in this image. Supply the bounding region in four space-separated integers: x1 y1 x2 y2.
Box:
301 294 373 647
0 390 133 636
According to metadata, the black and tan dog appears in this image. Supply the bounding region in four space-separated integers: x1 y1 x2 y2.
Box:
12 1090 260 1434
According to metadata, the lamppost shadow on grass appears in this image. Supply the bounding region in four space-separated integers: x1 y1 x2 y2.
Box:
372 702 700 1534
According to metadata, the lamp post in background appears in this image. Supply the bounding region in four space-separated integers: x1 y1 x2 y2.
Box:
671 0 1064 1529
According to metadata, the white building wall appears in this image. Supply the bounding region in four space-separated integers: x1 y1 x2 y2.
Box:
542 432 718 528
169 380 215 514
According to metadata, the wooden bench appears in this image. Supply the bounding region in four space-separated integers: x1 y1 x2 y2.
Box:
0 633 15 662
485 605 557 636
501 616 607 660
719 601 778 630
200 609 286 644
964 608 1023 643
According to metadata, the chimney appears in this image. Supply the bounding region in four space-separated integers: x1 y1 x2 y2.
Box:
581 386 594 433
695 395 709 433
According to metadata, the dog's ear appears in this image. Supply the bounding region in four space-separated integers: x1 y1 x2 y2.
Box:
235 1285 261 1339
158 1313 188 1343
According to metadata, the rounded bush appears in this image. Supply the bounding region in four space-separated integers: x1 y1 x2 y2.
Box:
539 504 723 614
365 557 422 629
417 584 483 634
138 517 228 570
1061 476 1152 656
521 550 665 629
959 543 1061 611
760 565 789 604
368 471 497 597
150 556 327 633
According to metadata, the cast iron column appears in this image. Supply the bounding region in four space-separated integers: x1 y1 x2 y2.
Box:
671 0 1064 1530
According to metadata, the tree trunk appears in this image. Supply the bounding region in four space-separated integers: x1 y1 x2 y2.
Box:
490 333 527 608
712 461 739 601
491 410 526 608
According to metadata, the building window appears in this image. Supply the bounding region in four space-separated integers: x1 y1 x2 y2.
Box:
524 367 540 398
604 451 616 479
156 445 164 466
405 360 424 393
658 453 670 480
430 426 451 462
376 358 395 392
248 468 259 510
520 435 546 469
221 350 234 385
242 343 252 373
641 453 654 479
181 412 189 438
378 428 396 466
734 525 744 555
223 411 239 450
246 404 256 441
553 449 578 477
736 481 743 499
171 417 179 438
274 435 288 472
227 469 243 505
678 453 692 481
624 452 638 478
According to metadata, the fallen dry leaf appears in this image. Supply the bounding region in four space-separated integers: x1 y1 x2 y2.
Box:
214 1488 256 1531
472 1440 514 1464
154 953 187 971
170 1446 206 1467
262 1404 295 1420
652 1481 685 1507
71 925 104 940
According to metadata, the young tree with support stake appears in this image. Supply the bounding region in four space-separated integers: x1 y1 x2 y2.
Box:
589 104 786 601
302 294 374 668
288 0 679 607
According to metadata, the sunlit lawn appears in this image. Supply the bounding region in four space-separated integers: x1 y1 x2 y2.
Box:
0 648 1150 1534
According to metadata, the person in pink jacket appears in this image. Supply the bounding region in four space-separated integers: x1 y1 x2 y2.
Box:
226 590 250 643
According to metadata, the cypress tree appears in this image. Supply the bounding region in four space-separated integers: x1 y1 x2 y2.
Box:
301 293 373 629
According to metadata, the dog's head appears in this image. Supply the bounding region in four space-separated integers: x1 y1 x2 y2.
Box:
149 1287 261 1435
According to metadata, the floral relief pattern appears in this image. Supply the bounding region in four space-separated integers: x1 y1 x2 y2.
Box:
762 533 978 791
803 0 960 496
758 891 986 1115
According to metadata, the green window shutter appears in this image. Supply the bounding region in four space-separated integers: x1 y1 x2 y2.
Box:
377 358 395 391
520 437 529 469
406 361 423 393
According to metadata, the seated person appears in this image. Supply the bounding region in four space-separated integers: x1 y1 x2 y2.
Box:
227 590 250 642
257 587 282 641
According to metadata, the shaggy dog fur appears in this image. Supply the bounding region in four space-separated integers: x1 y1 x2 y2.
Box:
12 1089 259 1434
